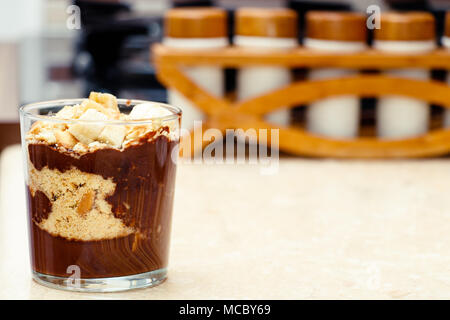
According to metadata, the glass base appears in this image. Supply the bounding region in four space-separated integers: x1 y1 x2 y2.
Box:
32 268 167 293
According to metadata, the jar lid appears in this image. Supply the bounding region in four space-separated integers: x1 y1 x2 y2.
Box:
306 11 367 42
235 8 298 38
374 12 435 41
165 7 227 38
445 12 450 38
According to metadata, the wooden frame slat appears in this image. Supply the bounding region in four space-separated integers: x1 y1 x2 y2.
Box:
153 44 450 69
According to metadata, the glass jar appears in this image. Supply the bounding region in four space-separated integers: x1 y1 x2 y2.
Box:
19 99 181 292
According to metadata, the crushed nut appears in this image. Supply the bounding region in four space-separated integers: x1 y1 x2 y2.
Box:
77 190 95 216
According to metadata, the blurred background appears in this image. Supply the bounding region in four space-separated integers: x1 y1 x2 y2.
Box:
0 0 449 152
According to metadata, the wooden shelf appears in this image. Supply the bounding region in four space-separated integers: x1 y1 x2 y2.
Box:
153 44 450 69
152 44 450 159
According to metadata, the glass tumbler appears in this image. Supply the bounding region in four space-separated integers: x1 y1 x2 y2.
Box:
19 99 181 292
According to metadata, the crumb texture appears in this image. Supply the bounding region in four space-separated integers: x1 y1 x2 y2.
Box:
28 162 135 241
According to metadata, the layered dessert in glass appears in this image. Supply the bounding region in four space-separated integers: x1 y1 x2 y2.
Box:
20 92 181 292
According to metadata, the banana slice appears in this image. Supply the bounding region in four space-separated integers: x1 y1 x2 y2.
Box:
68 109 108 144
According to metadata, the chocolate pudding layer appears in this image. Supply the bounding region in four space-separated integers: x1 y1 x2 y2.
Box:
27 133 178 278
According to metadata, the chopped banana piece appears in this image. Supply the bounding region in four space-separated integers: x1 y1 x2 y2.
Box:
89 92 119 112
55 106 76 120
129 103 173 120
98 125 126 148
68 109 108 144
79 99 117 119
79 108 109 121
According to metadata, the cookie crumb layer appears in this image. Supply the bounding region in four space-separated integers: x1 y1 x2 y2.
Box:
28 162 135 241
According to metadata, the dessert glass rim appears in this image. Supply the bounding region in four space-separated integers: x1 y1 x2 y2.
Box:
19 98 182 125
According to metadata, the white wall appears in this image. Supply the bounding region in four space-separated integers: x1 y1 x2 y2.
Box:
0 0 44 41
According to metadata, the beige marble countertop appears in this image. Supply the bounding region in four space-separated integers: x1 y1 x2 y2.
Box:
2 145 450 299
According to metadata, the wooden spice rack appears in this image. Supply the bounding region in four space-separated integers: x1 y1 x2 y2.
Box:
152 43 450 159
